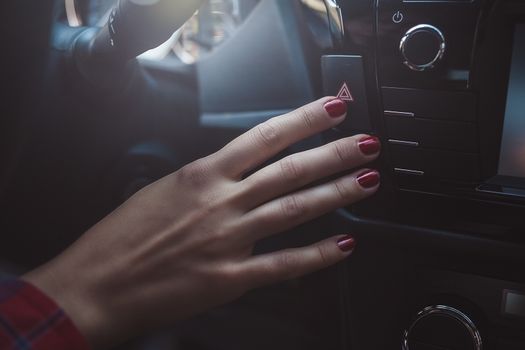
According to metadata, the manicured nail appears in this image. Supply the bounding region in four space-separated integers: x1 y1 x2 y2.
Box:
358 136 381 155
337 235 356 252
324 99 347 118
357 170 380 189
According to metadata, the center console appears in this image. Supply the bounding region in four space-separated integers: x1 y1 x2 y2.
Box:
324 0 525 210
318 0 525 348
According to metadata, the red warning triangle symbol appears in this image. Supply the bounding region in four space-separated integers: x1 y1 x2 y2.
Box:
336 82 354 102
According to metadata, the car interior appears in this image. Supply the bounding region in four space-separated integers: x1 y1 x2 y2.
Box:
1 0 525 349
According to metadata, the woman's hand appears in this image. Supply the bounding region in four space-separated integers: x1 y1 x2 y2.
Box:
23 97 381 349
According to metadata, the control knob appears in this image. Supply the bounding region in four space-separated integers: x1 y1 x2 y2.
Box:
400 24 446 71
403 305 483 350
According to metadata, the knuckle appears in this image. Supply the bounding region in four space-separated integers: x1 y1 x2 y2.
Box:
280 196 306 220
218 263 241 282
274 252 299 277
178 159 211 188
217 263 248 295
298 106 315 130
208 224 228 241
316 245 331 266
221 184 248 207
253 119 280 148
332 140 356 164
333 180 354 201
279 156 303 182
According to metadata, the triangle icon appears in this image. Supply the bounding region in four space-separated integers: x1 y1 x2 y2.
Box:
336 82 354 102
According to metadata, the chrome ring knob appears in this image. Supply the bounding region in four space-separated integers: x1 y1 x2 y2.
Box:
403 305 483 350
400 24 446 71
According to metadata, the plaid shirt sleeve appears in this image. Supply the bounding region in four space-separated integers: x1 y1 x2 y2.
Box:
0 278 90 350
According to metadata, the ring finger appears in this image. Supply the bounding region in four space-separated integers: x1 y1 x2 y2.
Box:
238 169 380 242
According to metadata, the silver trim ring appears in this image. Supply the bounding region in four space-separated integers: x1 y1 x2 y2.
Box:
402 305 483 350
400 24 446 71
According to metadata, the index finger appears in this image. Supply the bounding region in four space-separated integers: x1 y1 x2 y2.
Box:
213 97 348 179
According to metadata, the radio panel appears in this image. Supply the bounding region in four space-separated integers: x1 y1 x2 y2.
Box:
323 0 525 206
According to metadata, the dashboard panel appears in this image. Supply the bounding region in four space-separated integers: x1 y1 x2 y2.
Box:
323 0 525 349
322 0 525 227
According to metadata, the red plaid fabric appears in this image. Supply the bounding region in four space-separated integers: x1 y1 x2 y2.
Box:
0 278 90 350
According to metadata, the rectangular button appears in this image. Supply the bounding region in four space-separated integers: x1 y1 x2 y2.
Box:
385 117 478 152
389 145 480 181
322 55 372 131
503 290 525 319
382 87 476 121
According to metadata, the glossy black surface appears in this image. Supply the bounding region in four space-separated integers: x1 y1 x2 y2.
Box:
381 87 477 121
339 0 525 206
390 145 480 181
385 117 478 152
407 313 478 350
498 24 525 179
377 0 481 89
321 55 372 132
334 1 525 349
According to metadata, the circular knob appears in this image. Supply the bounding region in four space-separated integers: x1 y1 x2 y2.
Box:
403 305 483 350
400 24 446 71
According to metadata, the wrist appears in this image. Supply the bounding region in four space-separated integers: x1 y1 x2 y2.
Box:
22 258 118 349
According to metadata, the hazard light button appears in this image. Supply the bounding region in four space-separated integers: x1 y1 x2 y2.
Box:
321 55 372 132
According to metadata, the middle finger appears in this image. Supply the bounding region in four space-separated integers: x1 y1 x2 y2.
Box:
239 134 380 208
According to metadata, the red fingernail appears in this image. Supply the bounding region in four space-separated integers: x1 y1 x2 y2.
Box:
358 136 381 155
357 170 380 189
324 99 347 118
337 235 356 252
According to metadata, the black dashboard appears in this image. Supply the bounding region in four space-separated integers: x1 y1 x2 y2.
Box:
324 1 525 349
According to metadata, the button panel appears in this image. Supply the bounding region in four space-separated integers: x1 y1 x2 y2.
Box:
377 0 481 89
382 87 477 122
385 117 478 152
389 145 480 181
322 55 372 132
